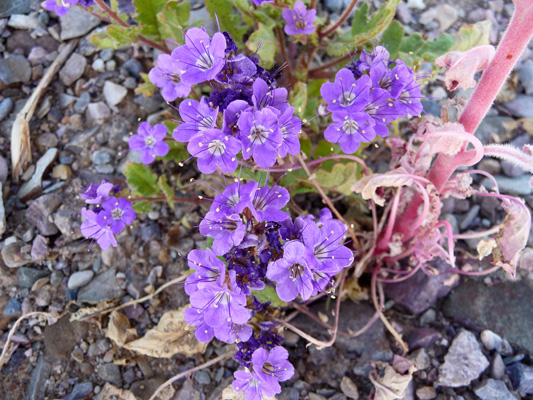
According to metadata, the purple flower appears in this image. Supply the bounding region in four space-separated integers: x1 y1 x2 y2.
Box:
282 1 316 36
96 197 136 234
129 122 169 164
252 79 288 112
172 28 226 85
187 129 241 174
249 185 290 222
223 100 250 137
238 108 282 167
396 77 424 117
321 69 371 113
232 370 278 400
80 180 113 205
44 0 78 16
358 46 391 72
189 279 251 328
185 248 226 295
266 241 315 301
148 54 192 101
252 346 294 390
363 88 396 137
324 110 376 153
80 208 117 250
215 322 253 344
278 106 301 158
216 55 257 85
211 180 258 216
184 306 215 342
252 0 274 5
199 212 246 255
173 97 218 143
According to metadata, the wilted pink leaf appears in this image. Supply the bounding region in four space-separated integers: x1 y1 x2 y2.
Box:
351 169 421 206
436 45 495 91
484 143 533 174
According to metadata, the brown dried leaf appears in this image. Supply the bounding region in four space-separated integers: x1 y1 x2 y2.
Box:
370 356 416 400
10 116 32 181
97 383 137 400
351 168 415 206
106 310 137 347
124 306 208 358
70 301 115 321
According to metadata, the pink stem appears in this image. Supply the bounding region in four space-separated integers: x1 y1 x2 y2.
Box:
462 169 500 193
435 220 456 268
378 187 401 249
453 225 501 239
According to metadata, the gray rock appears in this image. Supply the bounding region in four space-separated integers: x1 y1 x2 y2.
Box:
60 53 87 87
443 279 533 353
0 183 5 237
384 258 456 314
491 353 506 380
18 148 58 202
37 133 59 148
92 58 105 72
77 268 124 303
474 379 516 400
122 59 145 78
18 267 50 289
28 47 48 65
440 213 458 234
68 270 94 289
0 98 14 122
422 99 441 117
87 338 110 357
438 330 489 387
459 204 480 231
103 81 128 107
67 381 93 400
0 0 32 18
502 160 525 178
31 235 48 261
2 241 33 268
502 95 533 118
340 376 359 400
325 0 343 13
0 157 7 185
100 49 114 62
25 194 62 236
7 14 44 31
133 93 163 114
60 6 101 40
98 363 122 387
194 370 211 385
92 150 112 165
481 174 532 196
0 55 31 85
478 159 501 176
26 355 52 400
474 116 513 144
408 328 442 350
66 128 97 154
44 316 88 361
518 60 533 95
86 102 111 124
74 91 91 113
480 330 503 351
507 363 533 394
396 2 412 24
3 297 21 315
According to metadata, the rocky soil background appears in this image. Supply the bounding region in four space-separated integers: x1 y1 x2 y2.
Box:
0 0 532 399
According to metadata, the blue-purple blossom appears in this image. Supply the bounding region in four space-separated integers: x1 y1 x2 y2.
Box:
80 208 117 250
278 106 302 157
223 100 251 137
252 0 274 5
173 97 218 143
80 180 113 205
252 346 294 389
249 185 290 222
282 1 316 36
266 241 315 301
252 79 288 112
183 306 215 342
129 122 169 164
232 370 277 400
185 248 226 295
199 212 246 255
364 88 397 137
187 129 241 174
148 54 192 101
324 110 376 153
172 28 227 85
321 69 371 113
211 180 258 216
238 108 282 167
96 197 136 234
44 0 92 16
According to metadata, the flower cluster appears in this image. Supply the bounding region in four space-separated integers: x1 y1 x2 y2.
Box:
44 0 94 16
79 180 136 250
183 179 354 399
321 46 424 154
143 27 302 173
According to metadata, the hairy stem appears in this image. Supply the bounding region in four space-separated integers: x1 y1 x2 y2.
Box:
276 27 293 80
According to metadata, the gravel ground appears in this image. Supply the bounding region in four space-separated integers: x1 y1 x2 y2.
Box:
0 0 533 399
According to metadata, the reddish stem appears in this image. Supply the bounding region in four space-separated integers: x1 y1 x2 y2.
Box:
319 0 359 38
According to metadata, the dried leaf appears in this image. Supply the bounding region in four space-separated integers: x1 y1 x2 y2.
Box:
10 116 32 180
351 168 415 206
106 310 137 347
370 356 417 400
70 301 115 321
477 238 497 260
97 383 137 400
436 45 495 90
124 306 208 358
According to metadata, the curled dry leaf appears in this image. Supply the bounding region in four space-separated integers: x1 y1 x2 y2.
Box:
97 383 137 400
10 116 32 181
124 306 208 358
351 168 416 207
106 310 137 347
436 45 495 91
370 356 417 400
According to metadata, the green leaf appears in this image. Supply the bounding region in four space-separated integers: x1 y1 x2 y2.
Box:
134 0 166 40
380 20 404 59
351 0 399 47
158 175 175 210
132 201 153 213
289 82 308 114
135 73 157 98
246 23 277 68
124 163 158 196
205 0 248 47
157 1 190 44
252 286 285 307
455 20 491 52
89 30 116 49
162 140 189 163
300 139 312 157
314 163 360 196
399 33 457 63
107 25 140 49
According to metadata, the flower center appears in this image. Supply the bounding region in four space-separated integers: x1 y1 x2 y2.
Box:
112 208 124 219
199 116 214 130
144 136 156 148
289 263 306 280
196 52 215 71
249 125 269 144
261 362 275 375
342 119 359 134
295 18 306 30
164 72 181 84
57 0 71 7
208 139 226 156
339 91 356 107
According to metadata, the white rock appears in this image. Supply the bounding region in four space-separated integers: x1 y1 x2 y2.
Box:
86 102 111 124
103 81 128 107
407 0 426 10
68 270 95 289
480 330 503 351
